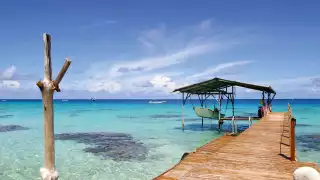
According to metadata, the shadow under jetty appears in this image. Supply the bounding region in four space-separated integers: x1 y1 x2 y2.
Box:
175 123 250 133
55 132 148 161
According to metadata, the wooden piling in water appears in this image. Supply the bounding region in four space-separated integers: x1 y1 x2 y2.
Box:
182 104 184 130
181 93 184 130
37 33 72 180
290 117 296 161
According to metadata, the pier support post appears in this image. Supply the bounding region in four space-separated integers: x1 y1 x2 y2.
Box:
231 86 235 117
201 117 203 128
290 117 296 161
218 92 221 120
231 116 235 133
182 100 184 130
37 33 72 180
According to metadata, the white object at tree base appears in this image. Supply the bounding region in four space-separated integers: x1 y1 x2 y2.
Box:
40 167 59 180
293 167 320 180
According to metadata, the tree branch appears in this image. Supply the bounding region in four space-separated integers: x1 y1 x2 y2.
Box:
53 58 71 92
36 80 44 90
43 33 52 81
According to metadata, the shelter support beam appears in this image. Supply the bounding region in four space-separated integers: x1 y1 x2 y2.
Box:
199 94 204 128
202 117 203 128
267 93 271 106
218 91 221 120
231 86 235 117
231 116 238 134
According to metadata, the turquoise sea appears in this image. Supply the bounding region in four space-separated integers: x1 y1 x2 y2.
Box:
0 99 319 180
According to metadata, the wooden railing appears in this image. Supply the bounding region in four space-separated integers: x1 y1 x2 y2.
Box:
280 103 296 161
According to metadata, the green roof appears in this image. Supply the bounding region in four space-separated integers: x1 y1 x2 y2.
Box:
173 77 276 94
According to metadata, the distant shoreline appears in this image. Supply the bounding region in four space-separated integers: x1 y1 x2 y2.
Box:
1 99 320 100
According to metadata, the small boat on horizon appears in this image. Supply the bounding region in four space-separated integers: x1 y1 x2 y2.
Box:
90 98 96 101
149 100 166 104
62 99 68 102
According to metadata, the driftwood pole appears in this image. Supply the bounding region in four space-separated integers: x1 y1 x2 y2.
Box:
290 117 296 161
37 33 72 180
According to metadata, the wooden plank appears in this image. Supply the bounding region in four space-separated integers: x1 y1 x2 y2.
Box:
154 112 319 180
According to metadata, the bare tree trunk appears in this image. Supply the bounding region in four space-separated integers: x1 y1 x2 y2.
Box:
37 33 71 180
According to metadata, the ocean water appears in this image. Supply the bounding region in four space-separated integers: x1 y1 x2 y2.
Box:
0 99 319 180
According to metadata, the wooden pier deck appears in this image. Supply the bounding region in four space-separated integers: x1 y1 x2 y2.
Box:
154 112 319 180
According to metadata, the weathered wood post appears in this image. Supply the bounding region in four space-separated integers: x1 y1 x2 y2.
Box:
290 117 296 161
37 33 72 180
218 92 221 121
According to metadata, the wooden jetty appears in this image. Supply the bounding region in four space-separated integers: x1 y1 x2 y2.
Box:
155 78 319 179
154 108 319 180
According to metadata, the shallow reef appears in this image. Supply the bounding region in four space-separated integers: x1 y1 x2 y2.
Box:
55 132 148 161
117 115 139 119
0 115 14 119
296 124 312 127
69 108 117 117
150 114 182 118
0 124 30 132
296 134 320 152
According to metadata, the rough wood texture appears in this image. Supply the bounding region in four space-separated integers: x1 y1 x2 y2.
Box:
54 58 71 92
37 33 72 180
43 34 52 81
154 112 319 180
41 33 55 171
290 117 296 161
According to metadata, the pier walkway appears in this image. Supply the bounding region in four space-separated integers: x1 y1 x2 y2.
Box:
154 112 319 180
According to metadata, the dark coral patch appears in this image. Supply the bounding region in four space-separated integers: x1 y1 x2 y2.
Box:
296 134 320 152
150 114 181 118
117 115 139 119
55 132 147 161
0 115 14 118
0 125 30 132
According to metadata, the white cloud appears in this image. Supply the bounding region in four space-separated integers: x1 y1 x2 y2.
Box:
109 43 214 77
80 20 117 29
0 80 20 89
238 76 320 96
0 65 17 80
150 75 176 91
58 19 248 96
311 88 319 93
198 19 212 31
137 37 155 49
257 76 318 87
188 60 253 79
313 78 320 87
85 80 121 93
136 19 236 53
65 79 121 93
0 66 21 90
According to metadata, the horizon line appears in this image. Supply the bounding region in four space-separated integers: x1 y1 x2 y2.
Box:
1 98 319 100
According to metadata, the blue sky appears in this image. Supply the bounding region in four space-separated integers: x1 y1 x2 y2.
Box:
0 0 320 99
